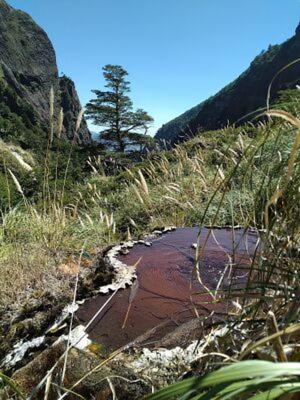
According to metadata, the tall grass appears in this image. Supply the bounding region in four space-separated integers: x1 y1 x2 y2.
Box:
140 104 300 398
0 92 117 316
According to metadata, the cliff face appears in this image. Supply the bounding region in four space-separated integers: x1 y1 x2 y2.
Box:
156 25 300 144
0 0 91 144
59 76 91 143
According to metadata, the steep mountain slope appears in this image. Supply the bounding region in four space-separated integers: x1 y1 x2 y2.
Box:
0 0 90 144
156 24 300 144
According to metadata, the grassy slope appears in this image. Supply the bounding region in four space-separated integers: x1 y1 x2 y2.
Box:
0 89 299 314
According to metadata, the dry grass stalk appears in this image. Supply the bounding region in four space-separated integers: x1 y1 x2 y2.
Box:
127 227 132 241
44 374 52 400
267 311 288 362
107 378 117 400
8 169 23 195
137 169 149 195
239 322 300 360
75 108 85 134
10 151 33 172
60 108 85 206
217 165 225 181
49 87 55 145
60 247 84 385
49 87 54 119
57 108 64 139
122 278 139 329
132 185 144 204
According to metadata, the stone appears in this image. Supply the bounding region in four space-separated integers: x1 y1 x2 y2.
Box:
12 343 149 399
59 75 91 144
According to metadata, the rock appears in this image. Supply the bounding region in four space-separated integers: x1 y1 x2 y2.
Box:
0 0 91 144
12 342 65 397
119 248 130 255
138 240 152 246
163 226 177 233
59 75 91 144
153 317 219 349
7 311 49 340
12 343 149 399
47 304 79 334
99 242 137 293
57 324 92 350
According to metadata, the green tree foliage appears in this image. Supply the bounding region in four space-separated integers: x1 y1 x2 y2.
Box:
86 64 154 152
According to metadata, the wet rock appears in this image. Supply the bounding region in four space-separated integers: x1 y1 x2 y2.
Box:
99 241 138 294
119 249 130 255
154 317 218 349
163 226 177 233
79 256 114 296
61 350 149 400
138 240 152 247
57 325 92 350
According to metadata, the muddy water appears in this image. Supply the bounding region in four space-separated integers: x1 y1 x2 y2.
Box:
76 228 258 349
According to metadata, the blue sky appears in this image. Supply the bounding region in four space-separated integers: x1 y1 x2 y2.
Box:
8 0 300 135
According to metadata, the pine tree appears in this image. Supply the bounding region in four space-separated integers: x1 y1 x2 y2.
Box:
86 65 153 152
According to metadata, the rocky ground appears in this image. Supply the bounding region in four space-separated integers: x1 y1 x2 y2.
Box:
0 247 113 373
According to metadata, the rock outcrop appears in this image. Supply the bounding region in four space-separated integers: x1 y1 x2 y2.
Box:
0 0 91 144
59 76 91 143
156 24 300 145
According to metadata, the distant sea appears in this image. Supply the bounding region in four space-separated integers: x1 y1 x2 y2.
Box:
91 131 100 142
90 131 141 152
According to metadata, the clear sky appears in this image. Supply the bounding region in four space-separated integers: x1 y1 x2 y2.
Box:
8 0 300 135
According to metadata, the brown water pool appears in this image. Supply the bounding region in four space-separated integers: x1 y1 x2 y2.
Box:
76 227 259 350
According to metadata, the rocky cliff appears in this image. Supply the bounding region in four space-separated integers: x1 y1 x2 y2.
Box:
59 76 90 143
156 24 300 144
0 0 91 145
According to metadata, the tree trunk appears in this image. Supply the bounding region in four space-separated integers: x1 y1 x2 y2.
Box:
118 139 125 153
